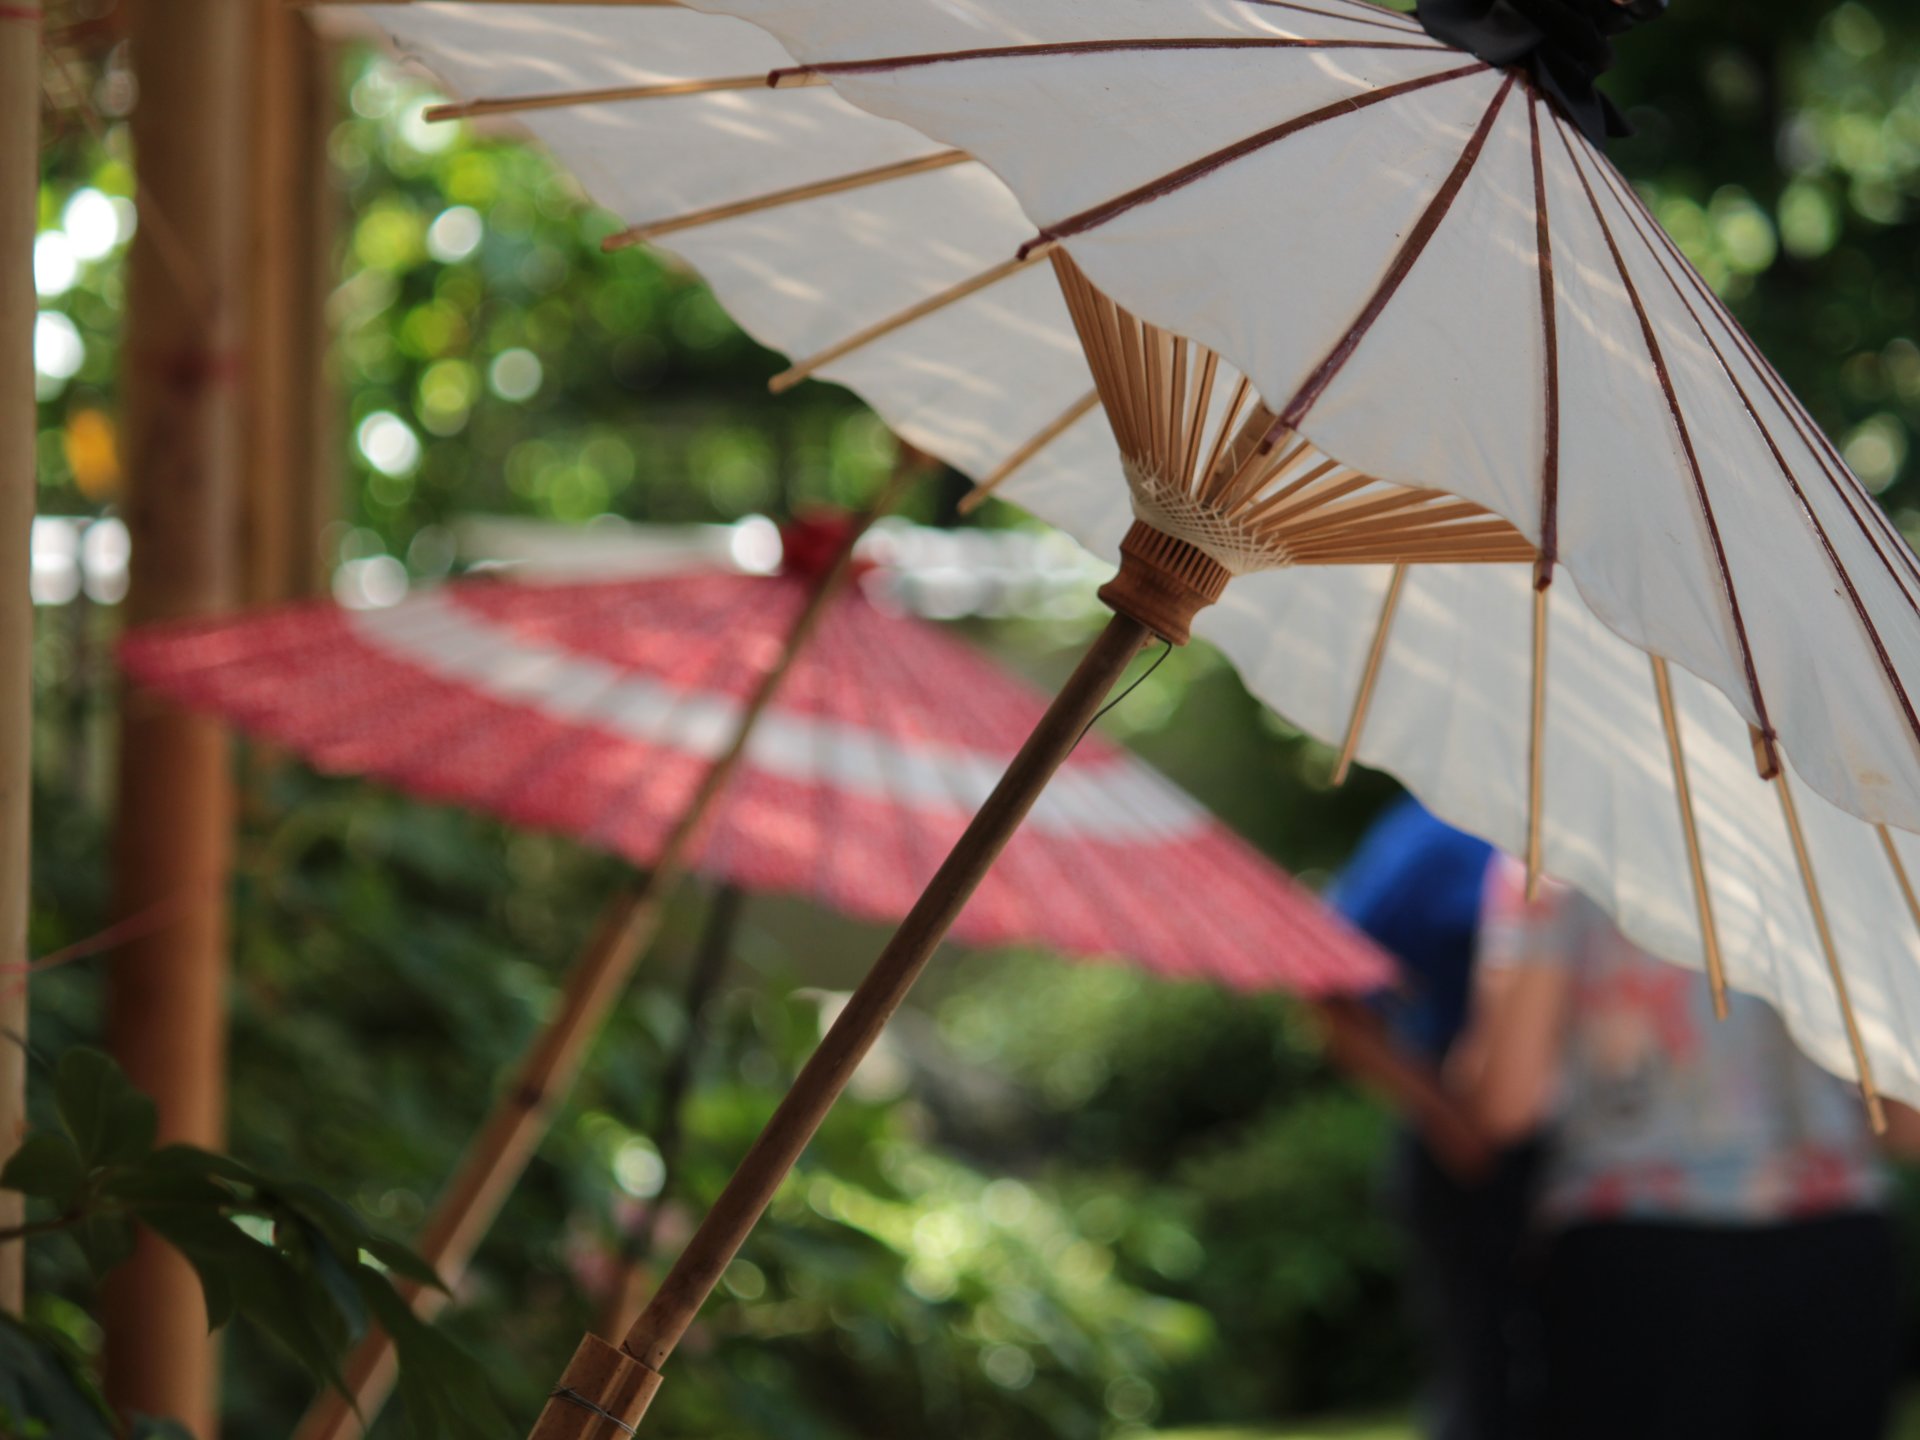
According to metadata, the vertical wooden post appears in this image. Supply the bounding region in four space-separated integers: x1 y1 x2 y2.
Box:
293 33 343 603
242 4 298 610
245 4 342 607
0 0 41 1320
106 1 251 1432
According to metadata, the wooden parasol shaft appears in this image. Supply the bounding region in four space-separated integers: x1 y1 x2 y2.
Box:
0 0 39 1320
105 1 252 1429
295 475 912 1440
528 609 1153 1439
598 883 744 1339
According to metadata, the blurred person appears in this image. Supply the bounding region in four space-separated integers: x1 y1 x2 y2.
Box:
1332 797 1543 1440
1453 856 1908 1440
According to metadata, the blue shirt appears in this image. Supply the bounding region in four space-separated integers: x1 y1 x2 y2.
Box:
1331 796 1494 1061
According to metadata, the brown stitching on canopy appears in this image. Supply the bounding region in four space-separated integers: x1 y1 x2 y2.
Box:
1527 88 1561 587
1278 71 1518 431
1582 136 1920 615
1016 60 1491 257
1555 120 1782 767
1576 125 1920 762
769 34 1448 87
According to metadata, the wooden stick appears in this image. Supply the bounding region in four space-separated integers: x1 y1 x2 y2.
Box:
604 150 969 252
1651 657 1727 1020
1178 350 1218 497
1287 535 1537 565
1332 564 1407 786
770 246 1052 394
598 884 744 1338
1294 547 1537 567
620 619 1149 1366
1099 286 1144 460
1270 488 1454 544
243 0 330 610
958 389 1099 514
293 32 344 599
1288 519 1532 549
1878 826 1920 948
1202 401 1283 506
0 0 37 1322
1053 260 1139 464
1165 336 1190 490
1525 583 1549 898
295 469 919 1440
1144 326 1169 471
525 613 1155 1438
1249 474 1404 533
105 1 253 1429
1774 772 1886 1133
425 73 824 125
1195 377 1252 505
1239 466 1363 528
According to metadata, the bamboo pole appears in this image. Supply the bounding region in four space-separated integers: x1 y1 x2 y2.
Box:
0 0 40 1321
599 883 744 1338
243 1 299 607
246 7 341 605
294 475 913 1440
528 611 1155 1438
104 1 252 1430
293 31 343 599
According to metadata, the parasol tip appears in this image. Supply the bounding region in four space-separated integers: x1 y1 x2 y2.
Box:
1414 0 1669 143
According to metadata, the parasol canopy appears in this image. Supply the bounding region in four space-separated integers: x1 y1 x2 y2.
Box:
690 0 1920 842
349 2 1920 1114
121 563 1387 995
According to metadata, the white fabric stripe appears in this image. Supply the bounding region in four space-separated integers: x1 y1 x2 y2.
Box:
346 591 1211 842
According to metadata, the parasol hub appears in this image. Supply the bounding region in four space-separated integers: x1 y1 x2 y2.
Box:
777 509 876 585
1098 520 1229 646
1415 0 1668 142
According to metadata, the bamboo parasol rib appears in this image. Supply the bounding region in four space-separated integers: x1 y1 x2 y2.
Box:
959 388 1101 515
604 150 970 251
770 247 1054 394
424 71 824 122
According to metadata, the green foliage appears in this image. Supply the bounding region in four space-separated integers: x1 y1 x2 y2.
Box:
937 961 1410 1421
0 1049 506 1440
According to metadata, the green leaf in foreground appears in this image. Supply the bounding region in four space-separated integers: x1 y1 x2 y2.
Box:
54 1048 157 1170
0 1133 87 1208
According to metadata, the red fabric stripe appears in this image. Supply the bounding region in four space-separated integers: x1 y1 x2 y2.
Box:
119 572 1392 995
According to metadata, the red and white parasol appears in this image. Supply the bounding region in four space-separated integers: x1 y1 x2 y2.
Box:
123 557 1383 993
